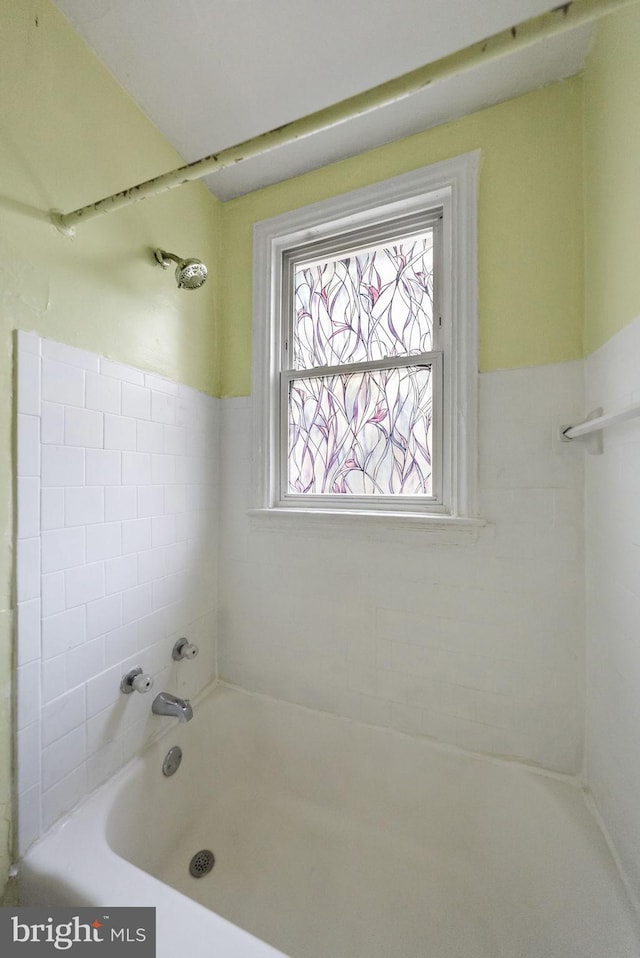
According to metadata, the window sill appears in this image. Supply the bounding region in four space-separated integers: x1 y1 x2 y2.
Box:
248 508 486 543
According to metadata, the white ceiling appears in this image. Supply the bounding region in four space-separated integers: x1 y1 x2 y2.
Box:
52 1 593 200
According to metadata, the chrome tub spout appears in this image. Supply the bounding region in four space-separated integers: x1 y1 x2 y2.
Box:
152 691 193 723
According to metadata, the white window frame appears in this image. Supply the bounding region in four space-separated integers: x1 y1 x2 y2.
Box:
251 151 479 525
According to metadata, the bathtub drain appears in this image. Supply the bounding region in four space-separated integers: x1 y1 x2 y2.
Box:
189 849 215 878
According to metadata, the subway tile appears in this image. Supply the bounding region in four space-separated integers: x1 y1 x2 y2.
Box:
41 445 84 487
65 487 104 527
17 414 40 477
122 583 153 625
41 686 86 748
137 609 166 649
86 448 122 485
42 655 67 704
164 484 186 515
87 740 124 792
122 451 151 486
122 383 151 420
145 373 178 396
100 357 145 385
42 765 86 832
136 419 164 454
41 527 84 574
105 485 138 522
42 339 100 371
66 637 106 688
18 785 41 855
86 521 122 562
17 477 40 539
122 518 152 554
86 593 122 640
16 661 40 730
137 547 167 584
104 623 138 666
41 403 65 445
17 599 40 666
151 454 175 485
42 606 86 659
86 662 127 718
64 406 103 448
17 351 40 416
41 359 84 406
151 514 176 548
105 554 138 595
40 488 67 529
104 413 137 451
41 572 66 617
174 456 192 484
17 537 40 602
17 330 41 356
151 391 175 425
137 485 164 518
42 726 86 791
85 371 121 414
65 561 105 608
163 425 186 456
17 722 41 794
15 341 226 833
165 540 187 574
86 707 114 754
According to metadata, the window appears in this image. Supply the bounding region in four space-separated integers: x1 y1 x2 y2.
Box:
252 152 479 523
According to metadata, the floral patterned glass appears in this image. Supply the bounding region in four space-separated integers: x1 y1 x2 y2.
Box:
292 232 434 370
288 364 433 496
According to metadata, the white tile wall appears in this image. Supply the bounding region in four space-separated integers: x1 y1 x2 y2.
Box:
15 333 589 850
218 361 586 773
584 313 640 903
15 332 219 853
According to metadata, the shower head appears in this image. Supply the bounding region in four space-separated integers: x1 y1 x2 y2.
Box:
154 249 208 290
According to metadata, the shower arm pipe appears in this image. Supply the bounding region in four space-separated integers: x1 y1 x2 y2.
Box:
50 0 633 235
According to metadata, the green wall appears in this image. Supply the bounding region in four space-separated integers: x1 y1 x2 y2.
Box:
219 78 585 397
0 0 221 897
583 2 640 352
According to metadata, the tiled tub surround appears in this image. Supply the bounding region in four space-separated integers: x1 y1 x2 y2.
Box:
584 313 640 905
219 361 586 773
16 332 219 853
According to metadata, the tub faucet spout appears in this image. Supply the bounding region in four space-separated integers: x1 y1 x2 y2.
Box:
152 691 193 723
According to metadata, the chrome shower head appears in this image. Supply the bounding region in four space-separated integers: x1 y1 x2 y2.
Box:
154 249 208 290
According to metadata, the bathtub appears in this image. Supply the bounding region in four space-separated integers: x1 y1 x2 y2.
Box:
20 684 640 958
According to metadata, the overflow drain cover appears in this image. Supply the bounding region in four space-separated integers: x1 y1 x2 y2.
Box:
189 849 215 878
162 746 182 777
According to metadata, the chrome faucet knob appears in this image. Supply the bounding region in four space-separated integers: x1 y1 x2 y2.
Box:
172 637 199 660
120 667 154 695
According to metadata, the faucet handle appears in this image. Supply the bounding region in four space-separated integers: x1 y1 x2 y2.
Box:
172 637 199 660
121 667 154 694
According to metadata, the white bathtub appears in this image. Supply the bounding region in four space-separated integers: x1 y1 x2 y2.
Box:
20 684 640 958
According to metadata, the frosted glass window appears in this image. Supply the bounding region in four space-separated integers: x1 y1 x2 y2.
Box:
252 153 480 519
293 233 434 369
283 225 439 502
288 364 433 496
